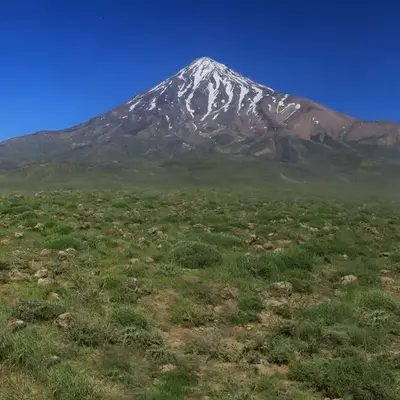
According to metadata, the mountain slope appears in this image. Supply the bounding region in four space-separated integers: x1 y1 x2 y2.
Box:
1 57 400 167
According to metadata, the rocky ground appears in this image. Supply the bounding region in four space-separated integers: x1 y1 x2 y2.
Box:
0 189 399 399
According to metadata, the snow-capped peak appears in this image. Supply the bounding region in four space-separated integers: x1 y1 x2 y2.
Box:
126 57 301 127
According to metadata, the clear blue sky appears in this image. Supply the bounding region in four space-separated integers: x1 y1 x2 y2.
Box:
1 0 398 139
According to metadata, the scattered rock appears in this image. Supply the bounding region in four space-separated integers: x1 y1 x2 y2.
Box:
253 245 264 252
49 292 61 301
160 364 176 373
263 242 274 250
343 254 349 261
37 277 55 287
275 239 292 247
58 249 75 259
34 223 45 232
381 276 395 286
296 235 309 244
56 312 72 329
145 257 155 264
273 247 284 254
381 269 391 275
370 227 379 235
193 223 205 229
272 281 293 296
6 319 26 331
148 227 159 235
46 355 61 366
0 238 10 245
79 222 91 230
65 248 77 254
246 234 258 245
9 270 31 282
40 249 53 256
341 275 358 285
129 258 140 265
14 232 24 239
34 269 49 279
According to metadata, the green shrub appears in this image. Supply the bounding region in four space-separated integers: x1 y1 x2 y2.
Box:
266 337 295 365
170 298 214 327
51 224 75 236
229 309 261 325
236 254 277 280
44 235 81 250
275 247 313 271
11 300 64 323
237 293 263 313
111 305 149 328
68 318 115 347
170 241 222 268
290 357 397 400
300 302 354 326
357 290 398 313
118 327 175 363
48 362 101 400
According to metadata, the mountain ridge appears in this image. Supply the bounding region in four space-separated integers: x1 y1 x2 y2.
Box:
1 57 400 167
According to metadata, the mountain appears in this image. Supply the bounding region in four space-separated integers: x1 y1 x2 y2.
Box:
1 57 400 167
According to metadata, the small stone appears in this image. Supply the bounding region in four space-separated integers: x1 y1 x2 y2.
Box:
262 242 274 250
145 257 155 264
34 223 45 231
160 364 176 373
246 234 258 245
34 268 49 279
58 249 75 259
273 247 284 253
193 223 205 229
381 252 390 258
129 258 140 264
157 244 163 249
253 244 264 252
148 227 159 235
37 277 55 286
49 292 61 301
381 276 395 286
381 269 391 274
276 239 292 247
79 222 91 230
6 319 26 331
0 238 10 245
9 270 31 282
14 232 24 239
47 355 61 366
56 312 72 329
296 235 309 244
343 254 349 261
370 227 379 235
65 248 77 254
272 281 293 296
245 325 254 331
40 249 53 256
341 275 358 285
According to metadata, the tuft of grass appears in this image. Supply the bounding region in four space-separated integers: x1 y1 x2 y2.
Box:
43 234 81 250
170 240 222 268
170 298 214 327
68 317 116 347
47 362 101 400
111 305 149 329
290 357 398 400
11 300 64 323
